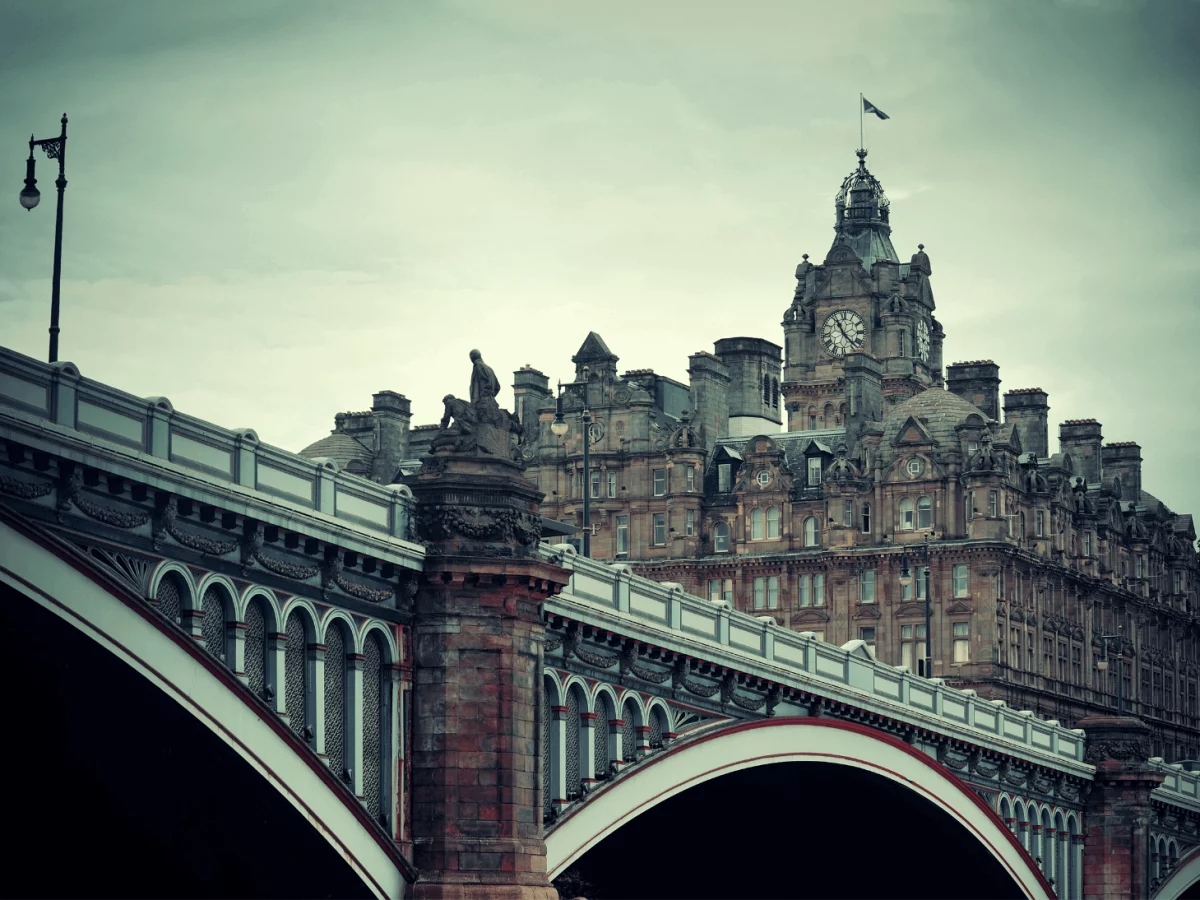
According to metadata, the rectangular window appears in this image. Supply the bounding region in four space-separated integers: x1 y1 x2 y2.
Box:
608 471 617 498
686 467 695 492
844 500 853 526
590 469 601 499
901 501 915 531
652 513 666 546
900 576 913 601
917 498 932 530
1136 554 1145 579
859 627 876 651
916 566 927 601
807 457 822 487
1084 532 1092 558
902 624 928 676
616 515 629 555
653 469 666 497
768 576 779 609
953 622 970 663
1035 510 1045 538
814 573 825 607
1072 646 1082 685
860 569 876 604
1176 571 1184 595
708 579 720 603
718 464 731 493
861 503 871 534
685 509 695 536
954 564 969 598
798 574 811 607
988 491 998 518
722 578 734 604
754 577 766 610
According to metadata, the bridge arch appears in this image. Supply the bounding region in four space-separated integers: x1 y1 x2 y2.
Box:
0 509 412 898
1155 843 1200 900
546 717 1053 899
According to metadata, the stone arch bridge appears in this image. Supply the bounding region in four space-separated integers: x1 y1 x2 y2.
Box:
1 344 1197 898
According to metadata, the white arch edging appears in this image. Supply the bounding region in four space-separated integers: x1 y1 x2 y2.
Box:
545 718 1052 900
0 517 408 900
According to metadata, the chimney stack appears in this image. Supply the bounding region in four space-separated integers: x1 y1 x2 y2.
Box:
370 391 411 484
1102 442 1143 501
1059 419 1103 485
688 351 731 446
1003 388 1049 459
946 360 1001 420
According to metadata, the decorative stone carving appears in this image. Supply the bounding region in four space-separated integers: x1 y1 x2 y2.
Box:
57 465 150 529
0 473 54 500
432 350 527 460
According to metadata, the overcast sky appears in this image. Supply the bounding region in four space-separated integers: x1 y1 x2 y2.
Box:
1 1 1198 520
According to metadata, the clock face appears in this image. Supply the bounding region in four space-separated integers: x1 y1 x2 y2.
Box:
821 309 866 357
916 318 931 362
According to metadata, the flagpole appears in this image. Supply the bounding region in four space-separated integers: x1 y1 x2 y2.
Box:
859 92 863 150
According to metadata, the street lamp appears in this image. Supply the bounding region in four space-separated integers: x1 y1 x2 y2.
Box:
899 533 935 678
552 367 595 558
19 113 70 363
1097 627 1125 715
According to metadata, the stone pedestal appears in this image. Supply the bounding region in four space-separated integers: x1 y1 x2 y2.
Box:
408 451 568 900
1078 715 1164 900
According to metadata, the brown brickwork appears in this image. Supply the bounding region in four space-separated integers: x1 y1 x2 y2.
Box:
408 454 569 899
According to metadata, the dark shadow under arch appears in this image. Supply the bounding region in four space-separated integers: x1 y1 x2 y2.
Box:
555 761 1022 900
1 581 372 899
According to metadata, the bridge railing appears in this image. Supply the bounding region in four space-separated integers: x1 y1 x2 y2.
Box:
0 346 414 540
541 544 1088 767
1151 758 1200 814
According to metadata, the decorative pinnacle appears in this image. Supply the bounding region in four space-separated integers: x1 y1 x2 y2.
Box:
802 253 809 261
918 243 924 250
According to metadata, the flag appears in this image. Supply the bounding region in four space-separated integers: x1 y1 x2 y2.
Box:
863 97 889 120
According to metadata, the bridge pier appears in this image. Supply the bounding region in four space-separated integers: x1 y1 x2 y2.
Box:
408 451 568 899
1078 715 1165 900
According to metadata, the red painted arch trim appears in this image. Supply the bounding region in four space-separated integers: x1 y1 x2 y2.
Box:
0 505 416 887
552 716 1053 896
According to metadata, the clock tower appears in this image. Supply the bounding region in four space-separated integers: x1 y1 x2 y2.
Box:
781 149 943 434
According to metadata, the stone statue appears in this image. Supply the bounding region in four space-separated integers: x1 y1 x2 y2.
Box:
470 349 501 411
431 349 523 460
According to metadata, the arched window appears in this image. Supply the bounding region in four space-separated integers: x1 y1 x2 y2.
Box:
324 621 350 782
154 572 184 625
917 496 933 529
543 675 556 817
284 611 311 743
772 378 780 408
899 498 915 531
823 403 834 428
861 502 871 534
837 403 845 426
751 508 764 540
244 596 270 702
363 630 389 824
621 699 640 762
803 516 819 547
714 522 730 553
763 375 770 405
593 692 613 781
201 584 228 664
807 407 817 430
566 685 584 800
766 507 780 539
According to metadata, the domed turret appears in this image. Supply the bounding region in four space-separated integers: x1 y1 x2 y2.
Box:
830 149 898 270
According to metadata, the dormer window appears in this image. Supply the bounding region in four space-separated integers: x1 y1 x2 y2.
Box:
718 464 731 493
807 457 822 487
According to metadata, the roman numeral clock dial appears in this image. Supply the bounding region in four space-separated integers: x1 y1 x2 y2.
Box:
821 309 866 357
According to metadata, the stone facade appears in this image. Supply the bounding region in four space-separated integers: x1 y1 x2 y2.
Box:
301 149 1200 767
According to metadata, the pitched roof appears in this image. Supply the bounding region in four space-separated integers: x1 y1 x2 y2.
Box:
572 332 618 364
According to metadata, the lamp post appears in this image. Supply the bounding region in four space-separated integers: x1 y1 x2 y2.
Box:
899 533 935 677
1097 627 1125 715
20 113 69 363
551 367 594 558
